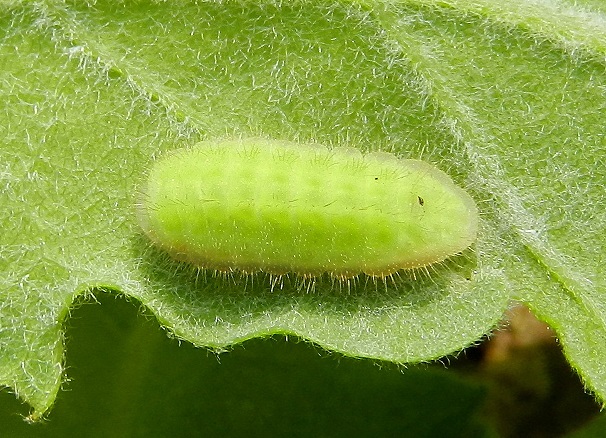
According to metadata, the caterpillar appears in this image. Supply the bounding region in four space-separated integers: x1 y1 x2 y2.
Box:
137 138 478 279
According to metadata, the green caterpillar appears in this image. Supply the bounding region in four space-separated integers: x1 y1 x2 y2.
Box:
137 139 478 278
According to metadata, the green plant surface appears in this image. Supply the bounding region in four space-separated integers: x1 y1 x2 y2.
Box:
1 0 605 419
566 412 606 438
0 293 492 437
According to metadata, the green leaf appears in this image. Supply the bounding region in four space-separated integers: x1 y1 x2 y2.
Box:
1 294 492 437
566 412 606 438
1 0 604 417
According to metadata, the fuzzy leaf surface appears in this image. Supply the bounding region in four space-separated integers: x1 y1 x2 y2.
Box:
1 0 604 416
